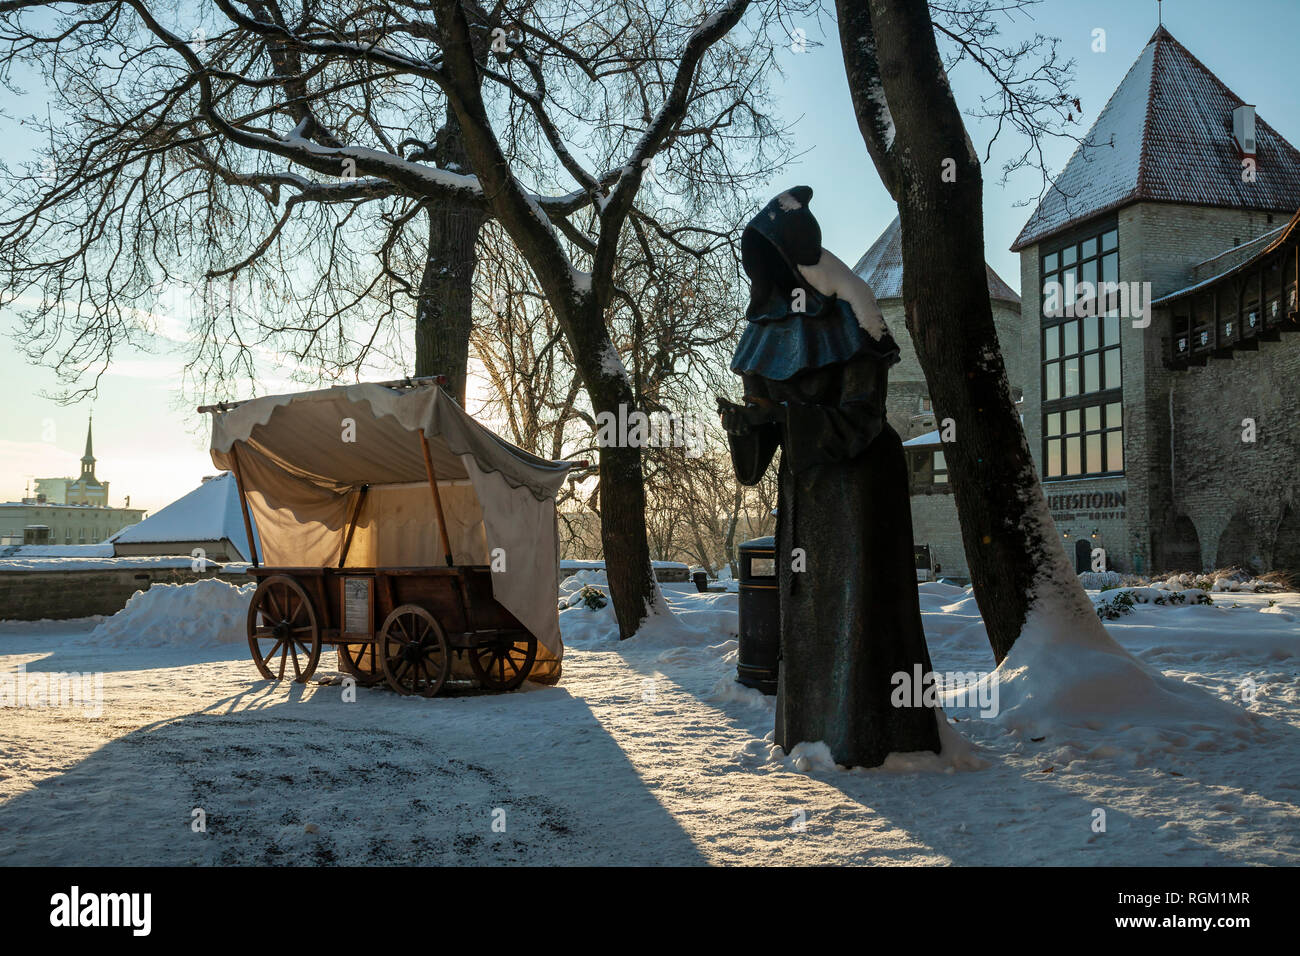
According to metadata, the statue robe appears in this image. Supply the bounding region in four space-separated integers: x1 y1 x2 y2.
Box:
729 321 942 768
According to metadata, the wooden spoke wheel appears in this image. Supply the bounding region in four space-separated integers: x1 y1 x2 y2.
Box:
469 632 537 692
247 575 321 683
379 605 450 697
337 643 384 687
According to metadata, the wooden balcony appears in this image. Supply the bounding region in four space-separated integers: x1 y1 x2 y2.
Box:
1164 234 1300 369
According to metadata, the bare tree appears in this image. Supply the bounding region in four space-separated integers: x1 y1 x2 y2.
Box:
1 0 795 639
471 182 777 577
836 0 1096 661
0 1 554 402
426 0 789 635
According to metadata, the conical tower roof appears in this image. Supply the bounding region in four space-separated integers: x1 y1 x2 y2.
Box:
1012 26 1300 250
853 216 1020 304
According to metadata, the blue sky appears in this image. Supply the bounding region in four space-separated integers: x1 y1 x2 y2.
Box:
3 0 1298 512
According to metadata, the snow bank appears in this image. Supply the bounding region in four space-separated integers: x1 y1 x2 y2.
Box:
559 574 739 650
953 601 1260 764
85 579 254 648
917 581 969 599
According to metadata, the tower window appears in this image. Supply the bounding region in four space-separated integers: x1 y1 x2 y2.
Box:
1040 221 1124 479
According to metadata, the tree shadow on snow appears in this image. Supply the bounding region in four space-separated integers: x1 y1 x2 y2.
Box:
609 647 1299 865
0 677 708 866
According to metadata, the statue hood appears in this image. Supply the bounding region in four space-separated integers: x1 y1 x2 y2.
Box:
741 186 823 317
733 186 897 381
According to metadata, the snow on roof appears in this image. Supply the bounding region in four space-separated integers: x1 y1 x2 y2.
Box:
561 559 689 569
108 472 259 560
902 429 942 448
0 554 215 572
854 216 1021 305
1012 27 1300 251
902 414 1023 449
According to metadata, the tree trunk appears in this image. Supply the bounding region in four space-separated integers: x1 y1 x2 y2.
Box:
566 296 659 639
414 198 483 403
839 0 1091 662
414 119 485 403
722 499 741 579
428 0 660 637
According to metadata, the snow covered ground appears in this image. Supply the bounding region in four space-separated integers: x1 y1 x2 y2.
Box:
0 576 1296 865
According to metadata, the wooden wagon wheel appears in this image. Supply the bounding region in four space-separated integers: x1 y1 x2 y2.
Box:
337 643 384 687
378 605 450 697
469 632 537 692
247 575 321 682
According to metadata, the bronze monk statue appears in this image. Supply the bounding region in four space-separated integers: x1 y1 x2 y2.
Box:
719 186 941 768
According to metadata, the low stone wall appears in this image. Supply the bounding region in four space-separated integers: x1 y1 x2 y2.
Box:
4 561 692 621
0 566 253 621
560 563 691 583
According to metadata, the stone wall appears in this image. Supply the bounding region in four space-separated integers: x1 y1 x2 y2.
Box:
1165 326 1300 572
884 294 1025 574
1128 203 1286 573
0 565 251 621
883 298 1026 439
908 491 968 578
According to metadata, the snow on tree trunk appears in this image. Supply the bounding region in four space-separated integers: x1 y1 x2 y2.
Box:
839 0 1095 663
568 296 659 638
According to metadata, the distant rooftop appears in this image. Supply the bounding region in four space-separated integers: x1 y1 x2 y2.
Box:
1 500 141 510
1012 26 1300 251
108 472 259 560
854 216 1021 305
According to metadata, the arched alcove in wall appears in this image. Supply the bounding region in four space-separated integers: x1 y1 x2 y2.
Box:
1215 510 1259 574
1273 504 1300 574
1155 514 1202 574
1074 537 1092 573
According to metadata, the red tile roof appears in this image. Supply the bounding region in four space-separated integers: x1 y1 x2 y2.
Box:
1011 27 1300 251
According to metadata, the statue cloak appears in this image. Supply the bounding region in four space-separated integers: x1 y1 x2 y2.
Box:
726 186 942 767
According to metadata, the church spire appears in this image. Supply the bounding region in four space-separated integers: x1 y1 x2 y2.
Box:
81 415 96 478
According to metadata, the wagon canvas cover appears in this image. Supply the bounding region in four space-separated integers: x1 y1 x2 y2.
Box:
208 383 570 681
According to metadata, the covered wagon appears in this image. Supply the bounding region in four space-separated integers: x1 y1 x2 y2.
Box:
201 377 579 695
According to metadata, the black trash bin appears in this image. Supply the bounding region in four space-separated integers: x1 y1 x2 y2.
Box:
736 536 779 695
692 569 709 593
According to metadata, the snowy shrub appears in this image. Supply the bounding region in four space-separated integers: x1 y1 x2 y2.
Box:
1095 590 1136 620
1142 567 1288 593
560 585 608 611
1079 570 1124 590
1155 588 1212 606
